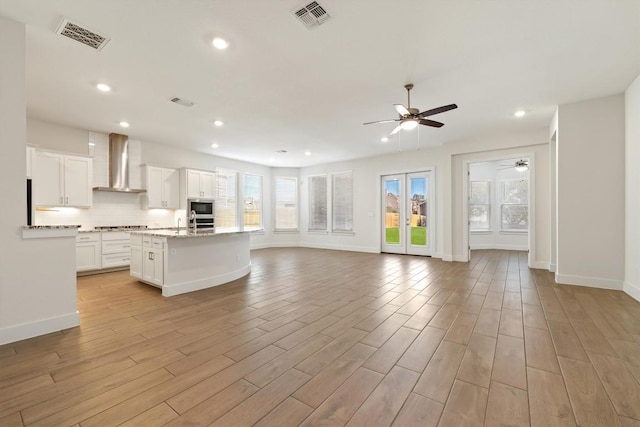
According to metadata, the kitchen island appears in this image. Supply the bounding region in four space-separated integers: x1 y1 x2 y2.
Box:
129 228 251 296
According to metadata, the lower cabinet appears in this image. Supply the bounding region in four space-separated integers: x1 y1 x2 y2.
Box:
130 234 165 287
76 233 101 271
101 232 131 269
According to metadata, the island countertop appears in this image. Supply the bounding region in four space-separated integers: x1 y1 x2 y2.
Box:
129 228 258 238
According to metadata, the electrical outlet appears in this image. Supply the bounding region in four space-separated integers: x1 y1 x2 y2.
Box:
171 248 177 256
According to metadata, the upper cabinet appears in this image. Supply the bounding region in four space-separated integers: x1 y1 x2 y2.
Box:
183 169 216 199
144 166 179 209
33 151 92 207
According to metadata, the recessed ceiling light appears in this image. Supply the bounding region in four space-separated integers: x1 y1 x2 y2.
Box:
213 120 224 127
96 83 111 92
211 143 219 148
381 137 389 143
119 121 130 128
212 37 229 50
514 110 526 118
305 150 311 156
88 142 96 146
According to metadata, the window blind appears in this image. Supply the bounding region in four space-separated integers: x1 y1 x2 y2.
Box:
332 171 353 232
309 175 328 231
215 169 238 228
274 176 298 231
243 174 262 231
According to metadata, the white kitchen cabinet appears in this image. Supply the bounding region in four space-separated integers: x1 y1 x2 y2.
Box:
144 166 179 209
76 233 101 272
101 231 131 268
131 234 164 287
33 151 92 207
184 169 216 199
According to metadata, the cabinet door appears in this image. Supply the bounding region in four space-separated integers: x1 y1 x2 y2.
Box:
142 248 156 283
187 170 202 198
152 251 164 286
130 245 143 279
164 169 180 209
64 156 92 207
33 152 64 206
146 167 165 208
76 242 101 271
201 172 216 198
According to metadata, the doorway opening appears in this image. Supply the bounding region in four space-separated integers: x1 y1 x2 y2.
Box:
465 157 532 264
381 170 434 256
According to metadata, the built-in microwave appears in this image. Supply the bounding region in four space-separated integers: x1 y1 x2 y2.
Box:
187 198 215 229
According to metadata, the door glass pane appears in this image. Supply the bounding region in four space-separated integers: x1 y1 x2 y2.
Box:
409 177 427 247
384 179 400 244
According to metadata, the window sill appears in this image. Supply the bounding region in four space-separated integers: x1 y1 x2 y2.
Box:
470 230 493 235
307 230 329 235
331 231 355 236
500 230 528 234
273 229 299 234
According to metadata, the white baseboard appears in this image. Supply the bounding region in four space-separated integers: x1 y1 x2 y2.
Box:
549 263 557 273
0 311 80 346
452 255 468 262
299 242 379 254
624 281 640 302
470 244 528 251
161 264 252 297
529 261 550 270
441 254 453 262
555 273 623 291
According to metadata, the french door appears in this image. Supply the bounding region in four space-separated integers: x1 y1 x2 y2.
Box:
381 171 434 256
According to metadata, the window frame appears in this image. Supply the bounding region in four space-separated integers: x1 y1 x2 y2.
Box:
469 180 492 232
214 168 239 229
500 178 529 232
308 174 328 232
331 171 354 234
273 176 299 232
242 173 263 231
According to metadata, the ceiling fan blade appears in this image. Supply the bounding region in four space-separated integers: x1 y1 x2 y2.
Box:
394 104 410 116
418 104 458 117
389 124 402 135
419 119 444 128
363 119 399 125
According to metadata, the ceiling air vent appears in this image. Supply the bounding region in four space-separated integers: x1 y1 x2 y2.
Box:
170 97 195 107
56 18 110 51
293 1 331 30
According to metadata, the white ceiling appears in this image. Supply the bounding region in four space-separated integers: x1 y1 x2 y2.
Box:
1 0 638 167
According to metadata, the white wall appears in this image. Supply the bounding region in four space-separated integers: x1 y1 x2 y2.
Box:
625 74 640 301
469 160 529 251
300 146 445 255
0 17 78 345
556 94 625 290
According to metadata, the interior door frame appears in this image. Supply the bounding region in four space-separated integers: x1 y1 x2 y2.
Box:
379 168 436 256
461 152 535 266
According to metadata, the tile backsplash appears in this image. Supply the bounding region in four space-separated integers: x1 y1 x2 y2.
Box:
35 191 181 230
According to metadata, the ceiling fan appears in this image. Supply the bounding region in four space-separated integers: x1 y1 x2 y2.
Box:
363 84 457 135
498 159 529 171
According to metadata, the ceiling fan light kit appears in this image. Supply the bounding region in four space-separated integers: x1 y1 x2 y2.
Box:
364 83 457 135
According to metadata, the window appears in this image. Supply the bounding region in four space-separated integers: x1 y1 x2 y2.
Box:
501 178 528 230
243 173 262 231
470 181 491 231
215 169 238 228
332 171 353 232
309 175 328 231
274 176 298 231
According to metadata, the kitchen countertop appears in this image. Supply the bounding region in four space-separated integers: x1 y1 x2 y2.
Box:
130 228 254 238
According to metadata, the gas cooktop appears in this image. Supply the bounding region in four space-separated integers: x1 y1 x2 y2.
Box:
94 225 148 231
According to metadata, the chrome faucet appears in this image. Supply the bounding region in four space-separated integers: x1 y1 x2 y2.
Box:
190 210 197 232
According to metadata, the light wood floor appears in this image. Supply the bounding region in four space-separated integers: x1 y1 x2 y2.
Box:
2 248 640 427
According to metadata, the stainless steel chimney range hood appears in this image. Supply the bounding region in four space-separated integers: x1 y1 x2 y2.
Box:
93 133 146 193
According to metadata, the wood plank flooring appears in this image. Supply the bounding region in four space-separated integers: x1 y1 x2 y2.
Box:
2 248 640 426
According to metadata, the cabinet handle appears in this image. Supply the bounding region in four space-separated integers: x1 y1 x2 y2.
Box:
79 237 90 240
60 196 63 204
66 196 68 204
122 258 128 261
123 245 130 248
